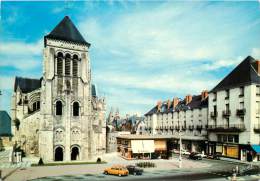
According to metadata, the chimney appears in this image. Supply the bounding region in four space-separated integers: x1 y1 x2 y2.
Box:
255 60 260 74
185 95 192 105
201 90 208 101
167 99 171 110
157 100 162 112
173 97 179 109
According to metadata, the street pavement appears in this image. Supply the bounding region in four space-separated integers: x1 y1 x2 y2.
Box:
1 153 260 181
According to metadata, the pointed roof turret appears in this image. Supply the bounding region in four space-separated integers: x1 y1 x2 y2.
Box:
44 16 90 46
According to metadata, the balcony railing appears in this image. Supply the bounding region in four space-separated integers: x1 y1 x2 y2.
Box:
207 123 245 132
175 125 180 130
236 109 246 116
210 111 218 118
222 110 231 117
182 125 186 130
254 124 260 133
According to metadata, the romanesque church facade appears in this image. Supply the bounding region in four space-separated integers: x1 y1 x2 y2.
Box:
11 16 106 162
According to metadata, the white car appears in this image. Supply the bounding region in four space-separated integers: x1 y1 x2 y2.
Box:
172 149 190 155
196 153 207 158
181 149 191 155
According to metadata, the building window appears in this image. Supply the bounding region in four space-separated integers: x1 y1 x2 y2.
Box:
223 135 227 142
213 105 217 114
257 85 260 96
257 101 260 115
213 92 217 101
239 86 244 97
226 104 229 111
225 89 229 99
228 135 234 142
73 102 79 116
239 102 244 109
65 54 71 76
56 101 62 116
57 52 63 75
72 55 78 77
234 135 239 143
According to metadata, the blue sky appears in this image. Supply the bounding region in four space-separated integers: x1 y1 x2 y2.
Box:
0 1 260 116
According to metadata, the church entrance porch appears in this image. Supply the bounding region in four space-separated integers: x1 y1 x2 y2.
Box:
71 146 80 161
54 146 64 161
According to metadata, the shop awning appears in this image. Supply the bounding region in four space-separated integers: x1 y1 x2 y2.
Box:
251 145 260 153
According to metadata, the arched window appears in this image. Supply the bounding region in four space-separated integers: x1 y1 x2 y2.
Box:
57 52 63 75
65 54 71 75
72 55 78 77
73 102 79 116
56 101 62 115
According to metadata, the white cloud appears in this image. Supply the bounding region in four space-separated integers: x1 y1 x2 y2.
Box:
0 39 42 56
198 56 244 71
80 2 259 115
79 2 252 69
252 48 260 59
0 39 42 71
94 70 217 96
0 76 14 90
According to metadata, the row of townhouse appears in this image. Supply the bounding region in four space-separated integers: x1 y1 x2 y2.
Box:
144 56 260 161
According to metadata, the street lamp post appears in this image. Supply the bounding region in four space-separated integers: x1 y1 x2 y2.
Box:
179 124 182 168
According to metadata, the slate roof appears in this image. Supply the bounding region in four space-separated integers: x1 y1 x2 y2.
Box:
0 111 12 136
44 16 90 46
14 77 41 93
211 56 260 92
144 95 208 116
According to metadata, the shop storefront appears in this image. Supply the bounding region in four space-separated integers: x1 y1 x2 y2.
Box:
208 142 240 159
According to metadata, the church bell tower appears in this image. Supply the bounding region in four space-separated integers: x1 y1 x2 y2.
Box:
39 16 94 161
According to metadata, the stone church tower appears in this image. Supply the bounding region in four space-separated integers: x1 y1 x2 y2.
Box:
11 16 106 162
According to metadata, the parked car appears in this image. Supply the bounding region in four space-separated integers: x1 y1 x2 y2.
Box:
173 149 190 155
207 153 221 160
126 165 143 175
104 165 129 176
181 149 191 155
196 152 207 158
189 152 202 160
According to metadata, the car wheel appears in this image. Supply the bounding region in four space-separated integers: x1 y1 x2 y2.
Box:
104 171 108 175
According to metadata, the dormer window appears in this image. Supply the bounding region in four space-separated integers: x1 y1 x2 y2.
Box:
239 86 244 97
225 89 229 100
256 85 260 96
213 92 217 101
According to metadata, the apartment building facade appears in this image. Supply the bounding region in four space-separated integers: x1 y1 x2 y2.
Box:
144 56 260 161
144 92 208 153
207 56 260 161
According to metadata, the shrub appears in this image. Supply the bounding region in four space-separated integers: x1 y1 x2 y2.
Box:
96 157 101 163
38 157 44 165
136 162 156 168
